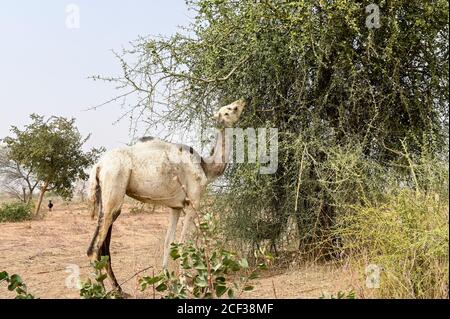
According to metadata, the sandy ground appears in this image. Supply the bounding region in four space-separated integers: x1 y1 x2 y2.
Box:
0 202 355 299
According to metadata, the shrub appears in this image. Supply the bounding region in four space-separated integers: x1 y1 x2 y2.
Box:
0 271 35 299
140 212 272 299
0 201 33 222
334 156 449 299
79 256 122 299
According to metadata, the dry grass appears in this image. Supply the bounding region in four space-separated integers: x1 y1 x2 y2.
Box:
335 190 449 299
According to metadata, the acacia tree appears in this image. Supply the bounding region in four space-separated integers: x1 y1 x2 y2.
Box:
95 0 448 252
2 114 103 215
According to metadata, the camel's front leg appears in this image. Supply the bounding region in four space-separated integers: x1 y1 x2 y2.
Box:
162 208 181 269
178 207 198 287
180 208 197 244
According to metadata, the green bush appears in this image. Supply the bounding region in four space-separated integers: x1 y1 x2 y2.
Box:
0 271 35 299
79 256 121 299
140 212 272 299
0 201 33 222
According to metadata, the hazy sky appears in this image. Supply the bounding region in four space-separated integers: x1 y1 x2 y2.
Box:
0 1 191 150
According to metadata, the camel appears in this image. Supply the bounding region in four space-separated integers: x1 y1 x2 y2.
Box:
86 99 246 293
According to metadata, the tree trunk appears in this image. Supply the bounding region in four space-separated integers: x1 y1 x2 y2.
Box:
27 193 33 205
34 181 49 216
27 184 36 204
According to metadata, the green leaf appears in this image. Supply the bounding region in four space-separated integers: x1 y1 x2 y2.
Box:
244 285 254 291
170 248 181 260
193 262 208 270
257 263 268 270
95 256 109 270
194 276 208 287
215 276 226 284
249 271 258 280
142 275 163 285
212 262 223 272
7 274 23 291
95 273 107 282
239 259 249 269
0 271 8 281
215 285 227 297
155 283 168 292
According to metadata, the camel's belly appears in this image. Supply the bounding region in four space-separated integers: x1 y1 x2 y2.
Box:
122 140 207 208
125 162 187 207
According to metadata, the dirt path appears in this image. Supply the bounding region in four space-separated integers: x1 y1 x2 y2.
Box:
0 202 354 299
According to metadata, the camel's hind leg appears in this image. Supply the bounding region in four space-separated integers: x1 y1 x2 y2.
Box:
93 203 123 292
88 203 123 291
87 167 129 293
100 222 121 293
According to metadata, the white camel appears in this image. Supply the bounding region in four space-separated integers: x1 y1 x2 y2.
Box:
86 99 246 292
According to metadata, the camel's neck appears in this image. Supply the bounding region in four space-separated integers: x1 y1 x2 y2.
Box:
201 127 230 183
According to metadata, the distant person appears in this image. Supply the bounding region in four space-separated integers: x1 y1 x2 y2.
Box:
48 200 54 212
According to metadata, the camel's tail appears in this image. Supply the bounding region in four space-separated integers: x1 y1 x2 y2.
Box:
87 165 102 257
88 165 101 220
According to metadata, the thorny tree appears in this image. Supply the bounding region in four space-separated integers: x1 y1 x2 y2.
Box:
93 0 449 255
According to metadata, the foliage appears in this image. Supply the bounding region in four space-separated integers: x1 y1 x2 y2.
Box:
333 154 449 299
2 114 104 214
0 271 35 299
95 0 448 256
140 212 272 299
0 146 38 203
79 256 121 299
0 201 33 222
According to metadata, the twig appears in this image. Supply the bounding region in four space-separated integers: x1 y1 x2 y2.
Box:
382 140 420 195
294 146 307 212
152 269 156 299
168 55 250 84
34 265 90 275
271 279 278 299
118 265 153 287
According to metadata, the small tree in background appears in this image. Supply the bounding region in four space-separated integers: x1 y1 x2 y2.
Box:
2 114 103 216
0 146 38 203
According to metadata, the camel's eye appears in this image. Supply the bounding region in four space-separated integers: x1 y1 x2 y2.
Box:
233 107 238 111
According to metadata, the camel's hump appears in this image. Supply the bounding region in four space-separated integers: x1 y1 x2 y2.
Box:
137 136 155 143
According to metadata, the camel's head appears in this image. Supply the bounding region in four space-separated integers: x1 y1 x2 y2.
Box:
213 99 246 127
